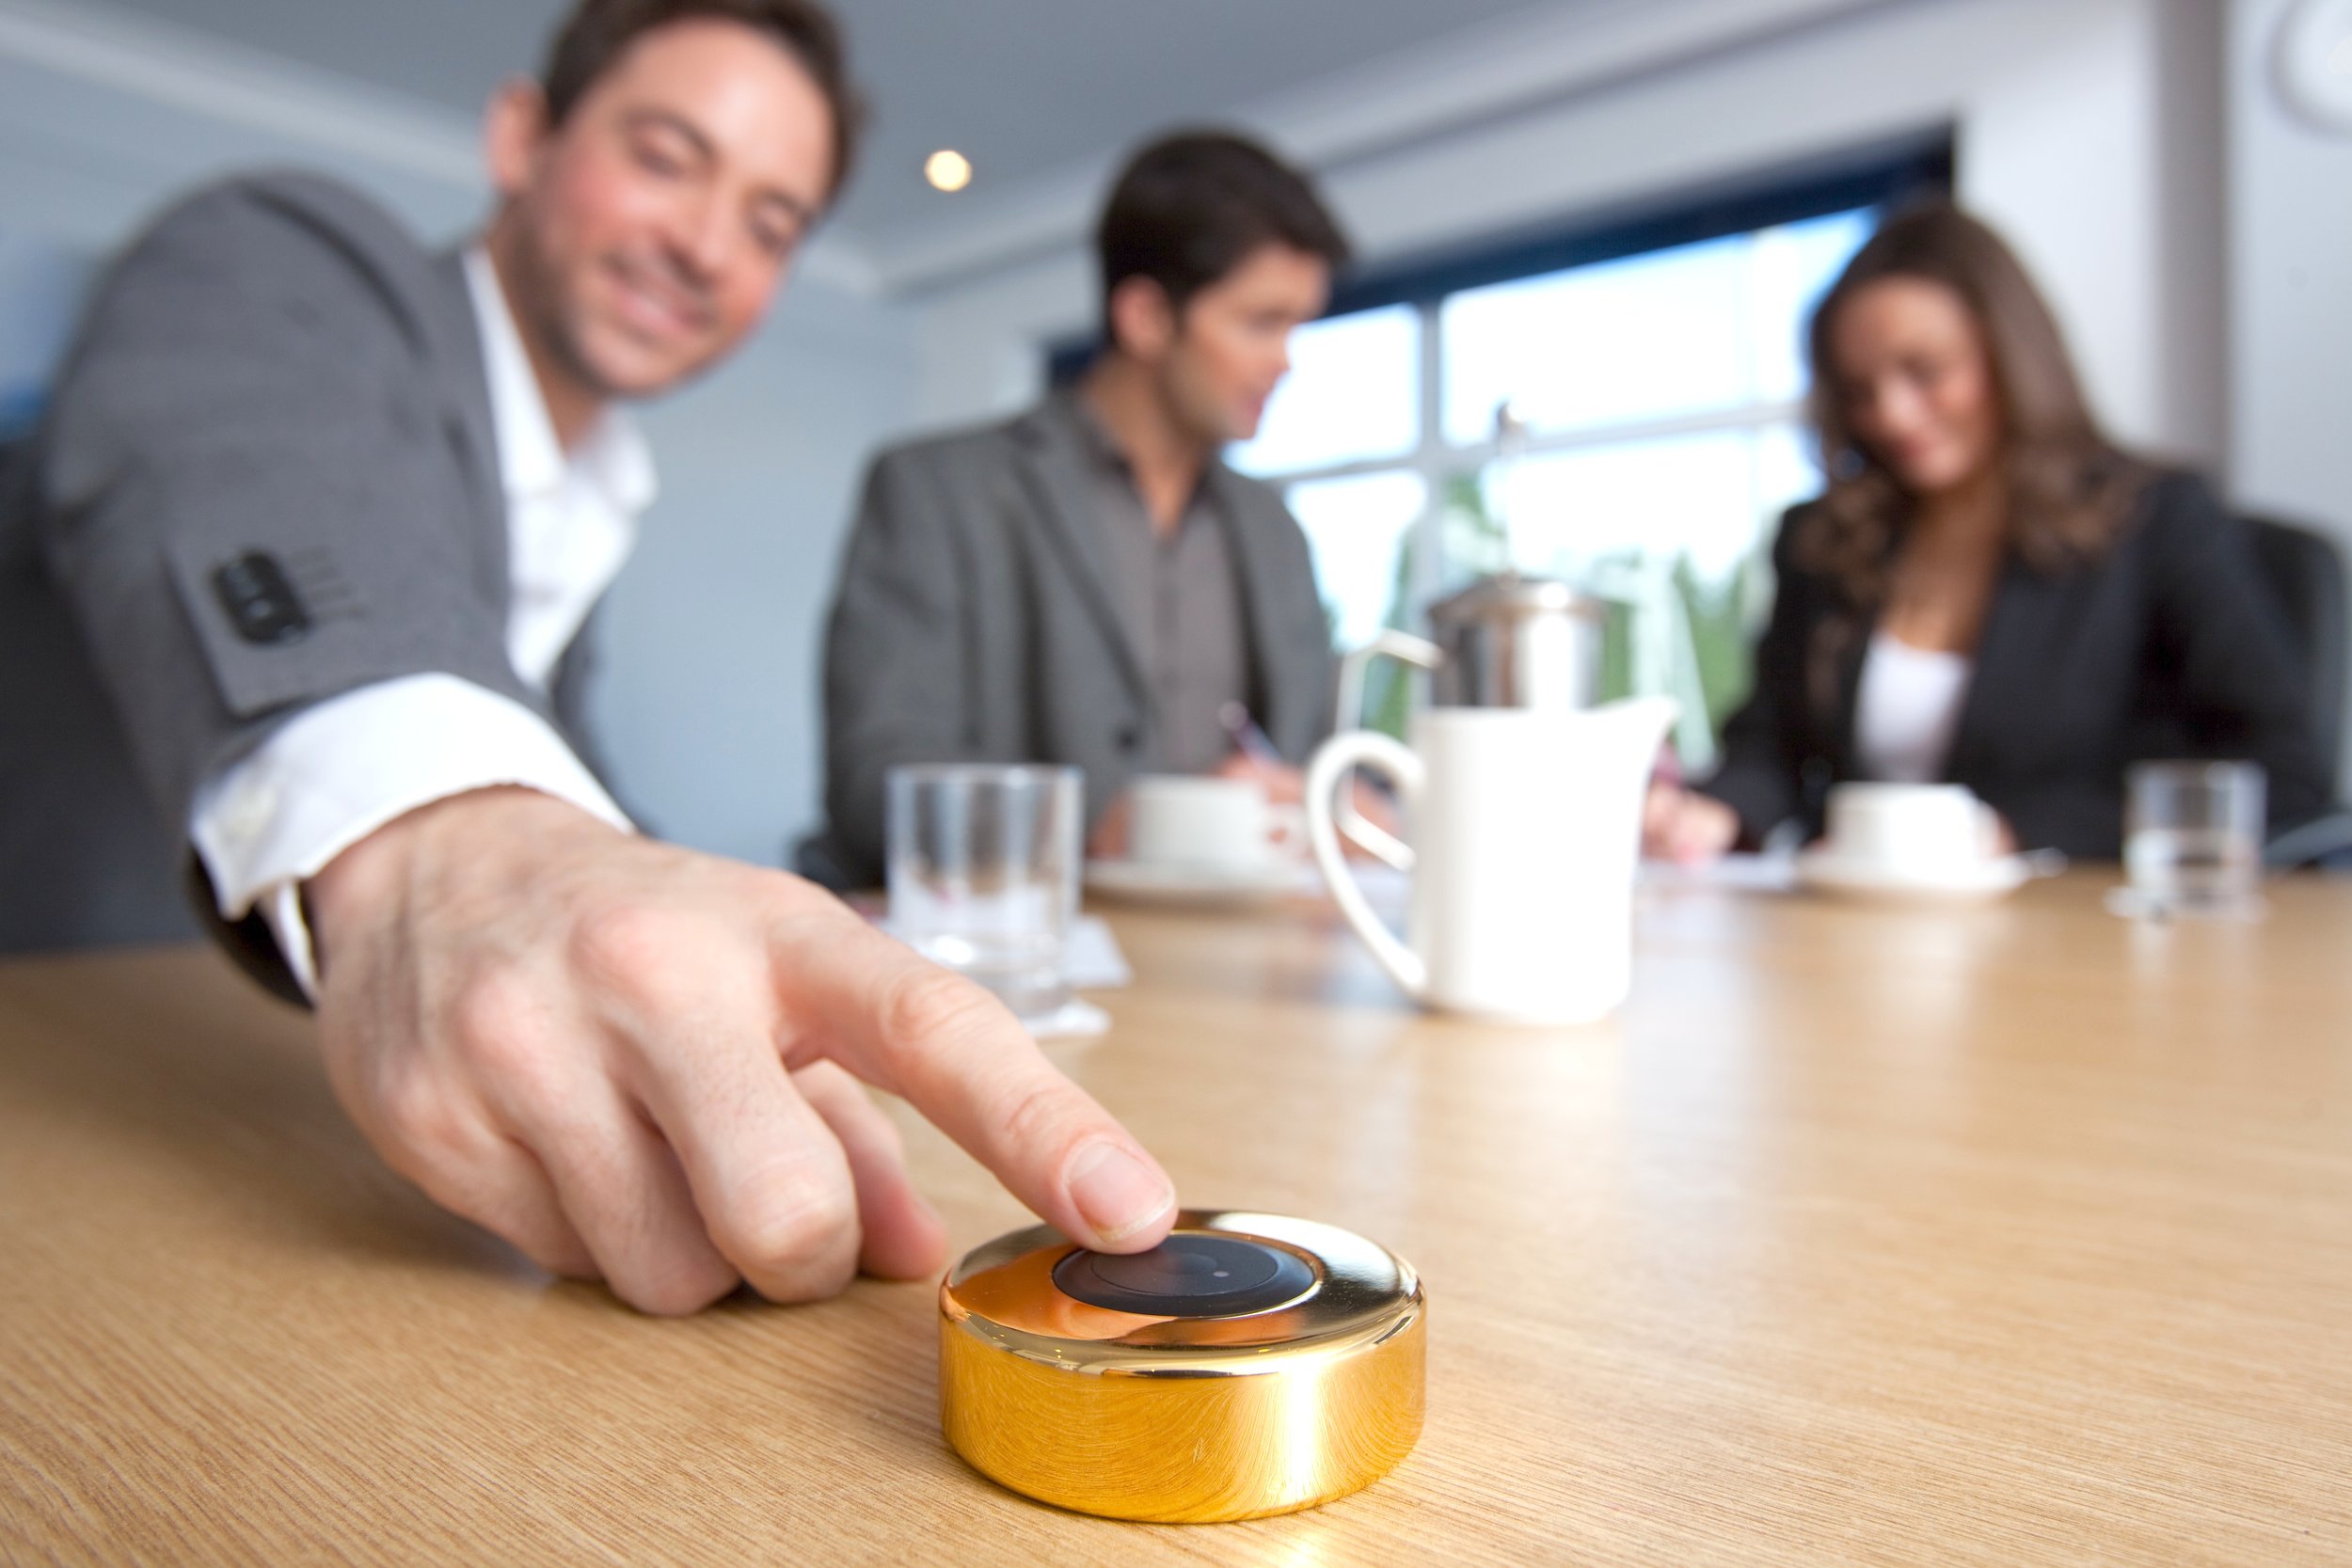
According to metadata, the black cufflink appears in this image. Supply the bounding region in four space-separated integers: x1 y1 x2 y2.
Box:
210 550 310 645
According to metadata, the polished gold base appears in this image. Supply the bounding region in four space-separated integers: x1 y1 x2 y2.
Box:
938 1211 1424 1522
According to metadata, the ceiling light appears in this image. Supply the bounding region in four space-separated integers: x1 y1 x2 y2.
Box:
925 150 973 193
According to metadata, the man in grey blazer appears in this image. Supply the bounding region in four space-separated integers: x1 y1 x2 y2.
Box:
25 0 1174 1314
810 133 1349 886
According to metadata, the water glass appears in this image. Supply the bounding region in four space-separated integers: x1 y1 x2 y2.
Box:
887 765 1081 1020
2122 761 2265 916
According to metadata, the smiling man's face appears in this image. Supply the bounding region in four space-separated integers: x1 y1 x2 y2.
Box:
485 16 834 413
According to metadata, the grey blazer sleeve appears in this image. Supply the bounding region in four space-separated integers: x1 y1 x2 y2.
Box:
818 445 981 879
34 173 526 838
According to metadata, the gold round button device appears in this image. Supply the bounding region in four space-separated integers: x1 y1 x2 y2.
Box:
938 1210 1425 1522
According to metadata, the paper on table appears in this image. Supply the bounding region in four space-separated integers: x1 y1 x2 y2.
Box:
1062 915 1132 989
1017 919 1125 1039
1332 858 1781 908
872 911 1131 987
1024 997 1112 1040
870 914 1124 1037
1639 852 1799 893
1338 862 1412 916
880 907 1134 982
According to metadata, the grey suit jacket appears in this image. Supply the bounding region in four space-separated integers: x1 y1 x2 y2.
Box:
17 171 600 991
808 400 1337 887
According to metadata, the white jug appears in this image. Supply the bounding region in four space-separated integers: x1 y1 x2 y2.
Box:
1304 698 1675 1024
1330 574 1606 869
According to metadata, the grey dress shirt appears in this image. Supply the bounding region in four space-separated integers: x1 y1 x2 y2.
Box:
1057 392 1249 775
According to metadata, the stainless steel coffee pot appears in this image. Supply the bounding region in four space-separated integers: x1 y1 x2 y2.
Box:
1426 572 1604 709
1336 572 1605 725
1332 572 1607 867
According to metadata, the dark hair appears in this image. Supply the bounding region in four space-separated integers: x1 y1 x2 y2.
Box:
1797 202 2148 603
1095 131 1351 340
541 0 864 202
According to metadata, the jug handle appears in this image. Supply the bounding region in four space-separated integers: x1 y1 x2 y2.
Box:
1306 729 1426 1002
1333 631 1440 872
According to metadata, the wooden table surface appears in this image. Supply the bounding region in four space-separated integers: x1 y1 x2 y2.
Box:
3 872 2348 1566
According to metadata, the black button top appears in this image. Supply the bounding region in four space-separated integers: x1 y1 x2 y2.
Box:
1053 1233 1314 1318
210 550 310 645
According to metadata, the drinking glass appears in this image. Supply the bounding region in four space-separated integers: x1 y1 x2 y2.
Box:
2122 760 2265 916
887 765 1081 1020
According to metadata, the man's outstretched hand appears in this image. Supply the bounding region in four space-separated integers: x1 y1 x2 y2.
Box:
305 787 1176 1314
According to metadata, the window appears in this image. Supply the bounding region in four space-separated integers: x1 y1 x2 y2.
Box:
1226 205 1880 761
1214 147 1949 755
1283 468 1427 650
1227 304 1419 475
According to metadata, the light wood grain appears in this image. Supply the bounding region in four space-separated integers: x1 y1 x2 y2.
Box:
3 874 2348 1565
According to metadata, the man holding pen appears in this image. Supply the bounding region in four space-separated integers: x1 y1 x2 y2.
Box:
807 131 1352 885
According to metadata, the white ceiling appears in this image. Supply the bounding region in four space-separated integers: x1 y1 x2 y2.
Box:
86 0 1573 252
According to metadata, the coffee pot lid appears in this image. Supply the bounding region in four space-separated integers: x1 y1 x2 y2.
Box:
1426 571 1602 627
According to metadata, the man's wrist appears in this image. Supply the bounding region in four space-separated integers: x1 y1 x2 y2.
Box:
305 786 623 974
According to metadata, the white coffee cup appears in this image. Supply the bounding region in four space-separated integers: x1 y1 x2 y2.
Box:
1821 783 2000 876
1127 775 1303 869
1303 699 1675 1024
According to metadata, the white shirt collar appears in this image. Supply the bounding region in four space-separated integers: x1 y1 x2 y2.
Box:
460 245 657 516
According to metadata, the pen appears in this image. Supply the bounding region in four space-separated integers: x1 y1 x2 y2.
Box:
1218 701 1285 767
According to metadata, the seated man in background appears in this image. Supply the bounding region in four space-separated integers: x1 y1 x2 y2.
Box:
27 0 1174 1313
808 131 1351 886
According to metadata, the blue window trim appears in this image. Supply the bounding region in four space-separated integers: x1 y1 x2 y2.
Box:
1047 130 1954 385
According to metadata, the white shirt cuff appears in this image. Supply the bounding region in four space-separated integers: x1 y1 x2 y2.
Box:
189 673 634 998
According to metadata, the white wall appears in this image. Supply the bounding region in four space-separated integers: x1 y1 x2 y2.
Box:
0 8 482 251
2228 0 2352 786
588 282 916 864
913 253 1091 432
907 0 2230 470
2228 0 2352 526
1954 0 2225 466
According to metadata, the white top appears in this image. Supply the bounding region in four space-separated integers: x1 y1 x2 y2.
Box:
1851 629 1974 784
186 247 655 997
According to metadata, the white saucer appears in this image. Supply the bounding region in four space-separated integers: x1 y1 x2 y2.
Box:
1083 857 1311 908
1794 848 2034 903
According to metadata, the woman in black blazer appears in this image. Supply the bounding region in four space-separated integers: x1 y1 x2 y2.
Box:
1646 205 2328 861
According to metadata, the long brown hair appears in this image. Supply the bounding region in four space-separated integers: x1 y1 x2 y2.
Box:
1796 203 2148 604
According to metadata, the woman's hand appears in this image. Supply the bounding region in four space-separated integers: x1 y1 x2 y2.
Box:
1643 783 1741 865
